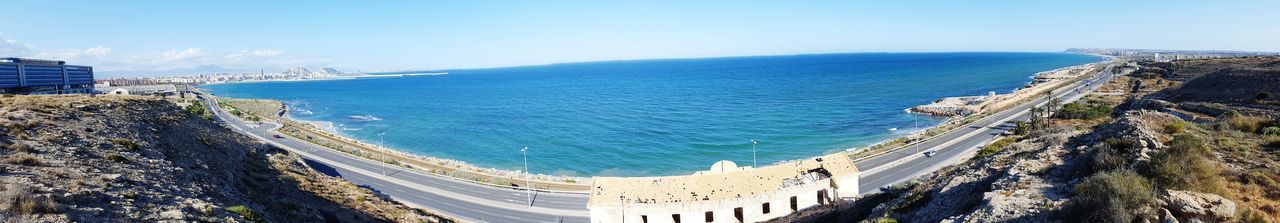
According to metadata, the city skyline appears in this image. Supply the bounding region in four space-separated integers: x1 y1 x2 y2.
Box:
2 0 1279 77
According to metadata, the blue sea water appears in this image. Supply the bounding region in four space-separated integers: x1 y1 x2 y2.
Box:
203 52 1101 176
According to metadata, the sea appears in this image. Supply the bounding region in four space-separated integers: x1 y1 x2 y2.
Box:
203 52 1102 176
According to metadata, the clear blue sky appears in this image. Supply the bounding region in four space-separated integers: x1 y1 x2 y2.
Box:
2 0 1278 77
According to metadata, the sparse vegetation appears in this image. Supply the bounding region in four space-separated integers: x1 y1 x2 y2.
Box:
0 183 61 214
1054 99 1113 120
2 154 43 166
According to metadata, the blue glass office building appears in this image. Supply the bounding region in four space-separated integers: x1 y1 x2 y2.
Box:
0 58 95 94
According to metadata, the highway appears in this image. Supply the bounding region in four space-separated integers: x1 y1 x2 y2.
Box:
854 63 1116 194
196 61 1114 222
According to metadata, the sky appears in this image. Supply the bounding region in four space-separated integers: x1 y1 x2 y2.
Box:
2 0 1279 77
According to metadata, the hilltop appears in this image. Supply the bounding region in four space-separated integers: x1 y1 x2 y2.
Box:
0 95 450 222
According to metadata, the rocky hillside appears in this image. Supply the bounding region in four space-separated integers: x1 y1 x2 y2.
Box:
0 95 450 222
792 56 1280 223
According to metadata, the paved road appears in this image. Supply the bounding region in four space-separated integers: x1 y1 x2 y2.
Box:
855 63 1116 194
195 61 1114 222
199 96 591 223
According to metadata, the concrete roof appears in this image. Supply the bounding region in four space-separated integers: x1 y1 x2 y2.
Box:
588 152 859 206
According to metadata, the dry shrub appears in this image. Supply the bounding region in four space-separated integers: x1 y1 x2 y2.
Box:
1 153 42 166
1066 170 1156 223
0 183 60 214
1225 115 1270 133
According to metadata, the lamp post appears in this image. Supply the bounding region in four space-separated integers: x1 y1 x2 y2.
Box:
914 116 920 154
750 139 758 167
522 146 531 207
379 132 387 177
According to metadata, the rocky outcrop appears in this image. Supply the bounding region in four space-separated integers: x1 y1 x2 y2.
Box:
1079 110 1180 164
864 127 1082 223
1158 190 1237 222
910 96 987 117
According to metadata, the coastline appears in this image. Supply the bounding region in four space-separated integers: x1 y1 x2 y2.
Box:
261 99 594 190
205 54 1110 181
849 55 1112 159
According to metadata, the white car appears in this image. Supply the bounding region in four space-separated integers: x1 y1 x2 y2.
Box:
923 151 937 157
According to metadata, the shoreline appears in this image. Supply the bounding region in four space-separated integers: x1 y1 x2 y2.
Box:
271 101 594 187
206 55 1110 180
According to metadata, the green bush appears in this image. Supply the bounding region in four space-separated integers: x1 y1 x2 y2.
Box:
1262 127 1280 136
1163 121 1186 134
105 154 130 164
1068 171 1156 223
975 137 1018 159
1139 134 1224 194
110 138 140 151
226 205 263 222
1055 101 1113 120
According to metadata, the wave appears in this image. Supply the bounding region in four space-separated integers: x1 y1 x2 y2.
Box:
348 115 383 121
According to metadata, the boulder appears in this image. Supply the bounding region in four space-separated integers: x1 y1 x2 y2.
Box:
1159 190 1236 222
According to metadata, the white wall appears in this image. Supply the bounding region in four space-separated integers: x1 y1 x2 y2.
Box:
589 178 849 223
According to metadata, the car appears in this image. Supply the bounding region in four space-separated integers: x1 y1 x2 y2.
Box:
272 134 284 139
923 151 937 157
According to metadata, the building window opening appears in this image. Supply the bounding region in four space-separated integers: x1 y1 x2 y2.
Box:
817 190 826 205
734 207 744 222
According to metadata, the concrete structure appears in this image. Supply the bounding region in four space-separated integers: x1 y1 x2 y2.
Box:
588 153 859 223
113 84 178 96
0 58 94 94
107 88 130 95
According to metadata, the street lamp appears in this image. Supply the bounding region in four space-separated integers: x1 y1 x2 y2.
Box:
750 139 758 167
914 115 920 154
522 146 531 207
379 132 387 177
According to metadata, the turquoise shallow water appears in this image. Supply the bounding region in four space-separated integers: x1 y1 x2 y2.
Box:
203 52 1101 176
